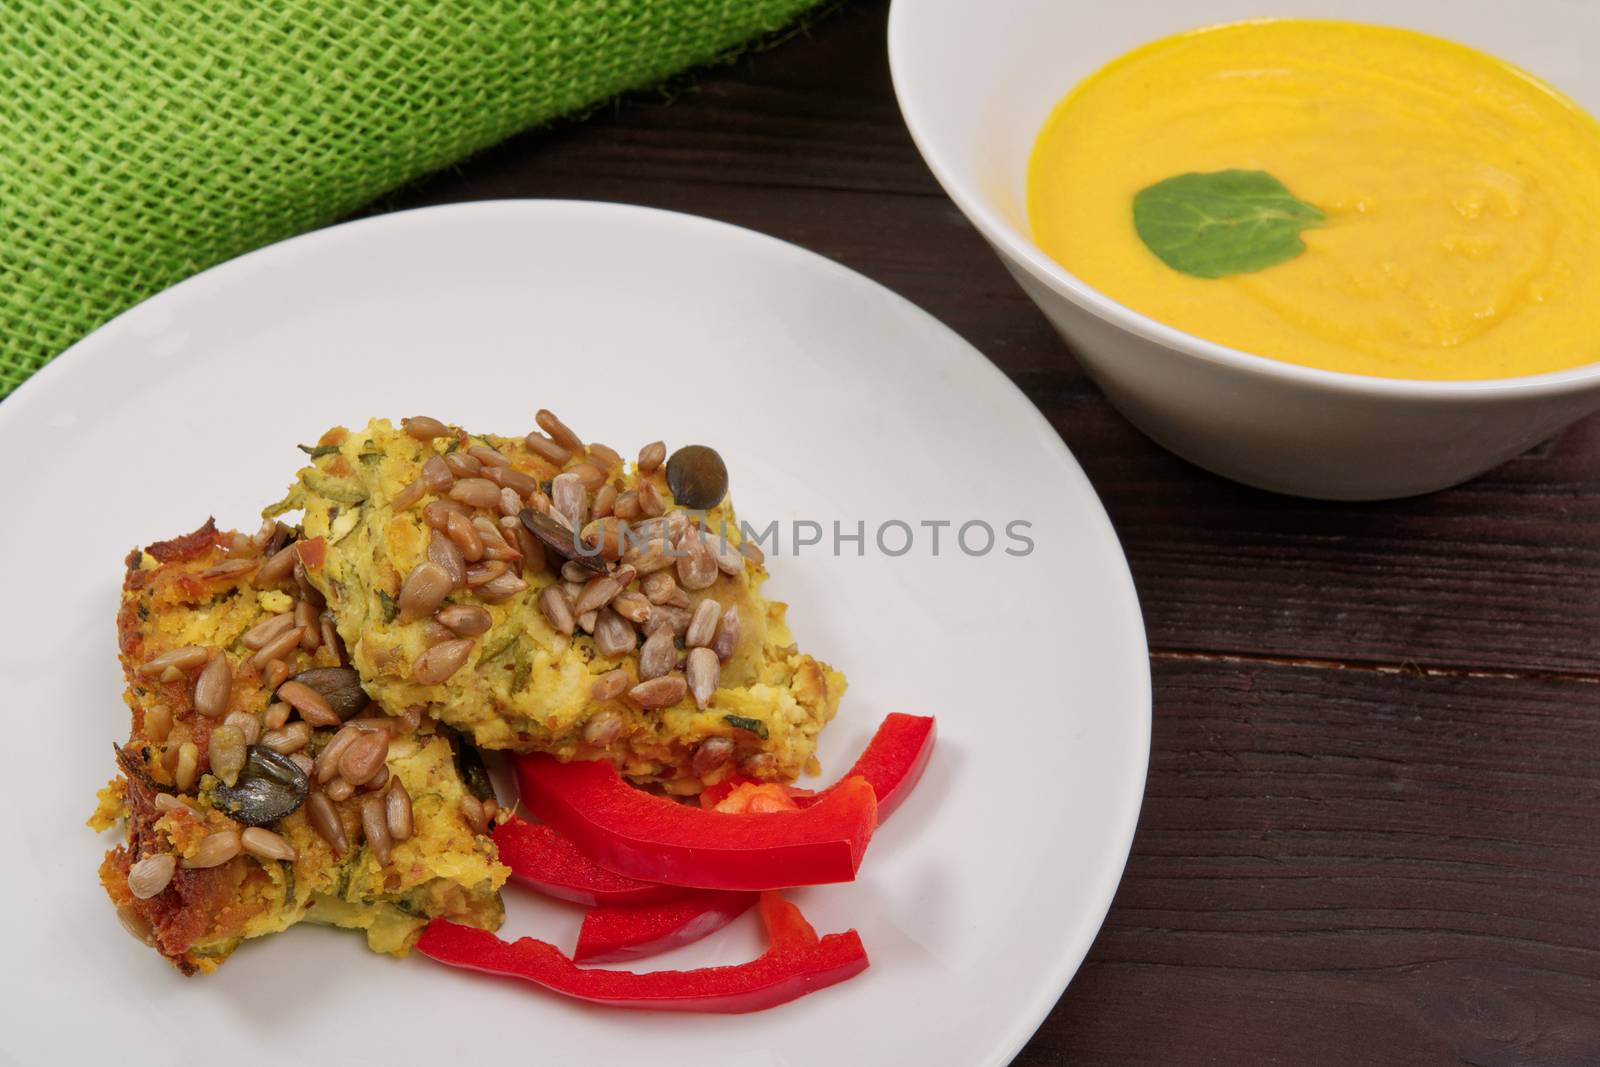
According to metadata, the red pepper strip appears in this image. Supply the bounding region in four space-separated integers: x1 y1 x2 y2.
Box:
516 756 877 890
415 892 868 1013
492 818 686 907
574 890 757 964
795 714 936 822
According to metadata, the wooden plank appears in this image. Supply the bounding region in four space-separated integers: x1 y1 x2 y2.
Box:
1023 658 1600 1064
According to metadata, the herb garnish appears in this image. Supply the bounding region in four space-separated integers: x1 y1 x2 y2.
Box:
1132 169 1324 279
723 714 768 740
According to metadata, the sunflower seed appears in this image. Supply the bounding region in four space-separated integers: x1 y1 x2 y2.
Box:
686 647 719 709
539 585 576 635
706 530 744 576
276 679 339 726
422 498 466 530
361 793 393 864
582 708 625 746
713 605 741 662
572 573 624 617
316 725 362 784
508 519 548 575
446 510 485 562
524 432 571 465
487 465 540 498
468 444 511 468
613 490 642 521
403 416 449 441
295 600 321 650
241 613 295 651
413 638 474 685
476 571 529 603
443 451 483 478
551 472 588 532
445 477 497 509
741 753 778 777
241 826 297 863
192 654 232 718
587 442 622 470
251 626 305 670
570 463 606 492
591 669 629 702
263 701 291 731
611 591 652 625
173 741 200 791
261 721 312 755
200 558 256 580
536 409 583 452
338 729 389 786
307 792 348 856
636 479 665 518
421 455 454 491
183 830 242 869
209 724 247 787
629 674 687 709
427 533 467 588
577 610 597 634
692 736 734 776
391 478 426 511
593 608 636 657
644 604 691 638
459 794 489 835
436 604 492 636
144 703 173 743
398 561 455 622
139 645 208 675
638 628 677 680
637 441 666 474
675 530 719 591
127 853 176 899
686 598 721 648
465 558 509 587
386 777 413 842
253 543 300 588
592 483 617 518
641 571 677 605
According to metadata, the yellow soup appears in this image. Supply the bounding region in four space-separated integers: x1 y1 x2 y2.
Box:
1027 20 1600 380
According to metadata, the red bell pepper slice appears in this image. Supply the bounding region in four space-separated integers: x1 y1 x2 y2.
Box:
415 892 868 1013
574 890 757 964
795 713 936 822
516 756 877 890
491 818 686 907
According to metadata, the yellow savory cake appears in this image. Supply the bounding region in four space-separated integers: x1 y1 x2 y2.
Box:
94 520 507 974
269 415 844 796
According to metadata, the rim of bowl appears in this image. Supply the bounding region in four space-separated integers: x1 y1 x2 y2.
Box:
885 4 1600 403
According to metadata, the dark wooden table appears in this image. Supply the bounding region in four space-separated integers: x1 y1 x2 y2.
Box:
377 4 1600 1061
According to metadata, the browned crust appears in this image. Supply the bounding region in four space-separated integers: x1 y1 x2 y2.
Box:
102 747 243 975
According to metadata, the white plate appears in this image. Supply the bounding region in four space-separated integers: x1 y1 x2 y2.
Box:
0 201 1149 1066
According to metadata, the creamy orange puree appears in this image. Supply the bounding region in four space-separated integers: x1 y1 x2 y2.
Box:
1027 20 1600 380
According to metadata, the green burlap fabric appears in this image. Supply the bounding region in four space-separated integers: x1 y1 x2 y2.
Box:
0 0 824 398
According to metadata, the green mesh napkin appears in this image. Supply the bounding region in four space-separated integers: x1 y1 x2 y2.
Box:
0 0 824 398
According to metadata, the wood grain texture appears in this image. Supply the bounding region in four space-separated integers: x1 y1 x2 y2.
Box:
374 1 1600 1061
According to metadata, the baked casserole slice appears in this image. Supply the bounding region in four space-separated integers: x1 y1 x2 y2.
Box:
92 520 507 975
270 415 844 796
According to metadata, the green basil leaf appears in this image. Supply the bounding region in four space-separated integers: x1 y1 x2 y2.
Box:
1133 169 1324 279
723 714 768 740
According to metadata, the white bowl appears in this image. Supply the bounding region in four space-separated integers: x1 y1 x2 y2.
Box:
889 0 1600 499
